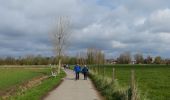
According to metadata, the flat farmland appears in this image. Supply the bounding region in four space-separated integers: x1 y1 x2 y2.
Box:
0 66 50 91
94 65 170 100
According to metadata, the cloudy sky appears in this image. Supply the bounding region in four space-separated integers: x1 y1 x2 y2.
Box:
0 0 170 58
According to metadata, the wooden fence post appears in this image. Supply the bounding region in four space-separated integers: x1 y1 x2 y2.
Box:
94 66 97 74
103 66 105 77
93 66 95 73
98 64 99 74
131 69 137 100
131 70 135 89
112 68 115 82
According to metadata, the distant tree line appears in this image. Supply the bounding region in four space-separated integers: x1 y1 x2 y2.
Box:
1 51 170 65
0 55 77 65
86 48 105 65
115 52 170 65
72 48 105 65
0 48 105 65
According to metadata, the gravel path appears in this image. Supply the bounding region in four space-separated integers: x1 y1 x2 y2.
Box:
43 69 102 100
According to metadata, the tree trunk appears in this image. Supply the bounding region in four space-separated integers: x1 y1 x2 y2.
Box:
58 59 61 74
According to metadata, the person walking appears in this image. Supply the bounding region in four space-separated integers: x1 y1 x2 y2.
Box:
63 64 66 69
82 65 89 80
74 64 81 80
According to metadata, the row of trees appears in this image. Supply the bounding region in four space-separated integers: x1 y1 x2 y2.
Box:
0 48 105 65
0 55 77 65
116 52 170 64
64 48 105 65
1 51 170 65
86 48 105 65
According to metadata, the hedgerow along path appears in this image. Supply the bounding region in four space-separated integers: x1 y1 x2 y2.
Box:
44 69 103 100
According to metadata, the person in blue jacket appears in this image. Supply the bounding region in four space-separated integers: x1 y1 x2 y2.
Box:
74 64 81 80
82 65 89 80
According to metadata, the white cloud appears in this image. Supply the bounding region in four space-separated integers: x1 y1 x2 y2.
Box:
134 18 146 26
150 9 170 21
112 41 127 49
140 8 170 33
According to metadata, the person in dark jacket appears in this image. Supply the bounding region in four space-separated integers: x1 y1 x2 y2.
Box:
82 65 89 80
74 64 81 80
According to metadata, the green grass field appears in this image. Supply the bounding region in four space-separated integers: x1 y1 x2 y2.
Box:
0 66 50 91
0 65 66 100
91 64 170 100
10 70 66 100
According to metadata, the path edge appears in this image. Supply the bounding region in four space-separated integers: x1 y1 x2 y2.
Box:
88 75 106 100
40 76 66 100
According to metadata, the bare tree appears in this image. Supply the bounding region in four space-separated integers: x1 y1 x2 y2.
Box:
117 51 131 64
76 51 87 65
165 58 170 65
134 53 144 64
86 48 105 65
87 48 95 64
50 16 71 74
144 56 152 64
154 56 162 64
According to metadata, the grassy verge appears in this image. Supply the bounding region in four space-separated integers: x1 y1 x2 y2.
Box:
89 72 129 100
9 71 66 100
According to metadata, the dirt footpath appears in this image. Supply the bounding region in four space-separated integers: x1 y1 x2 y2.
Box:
43 69 103 100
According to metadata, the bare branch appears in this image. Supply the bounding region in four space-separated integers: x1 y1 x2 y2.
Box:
49 16 71 74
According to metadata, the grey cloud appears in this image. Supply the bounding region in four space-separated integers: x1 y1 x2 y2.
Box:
0 0 170 58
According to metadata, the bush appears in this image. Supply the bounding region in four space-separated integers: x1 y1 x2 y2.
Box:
89 73 129 100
